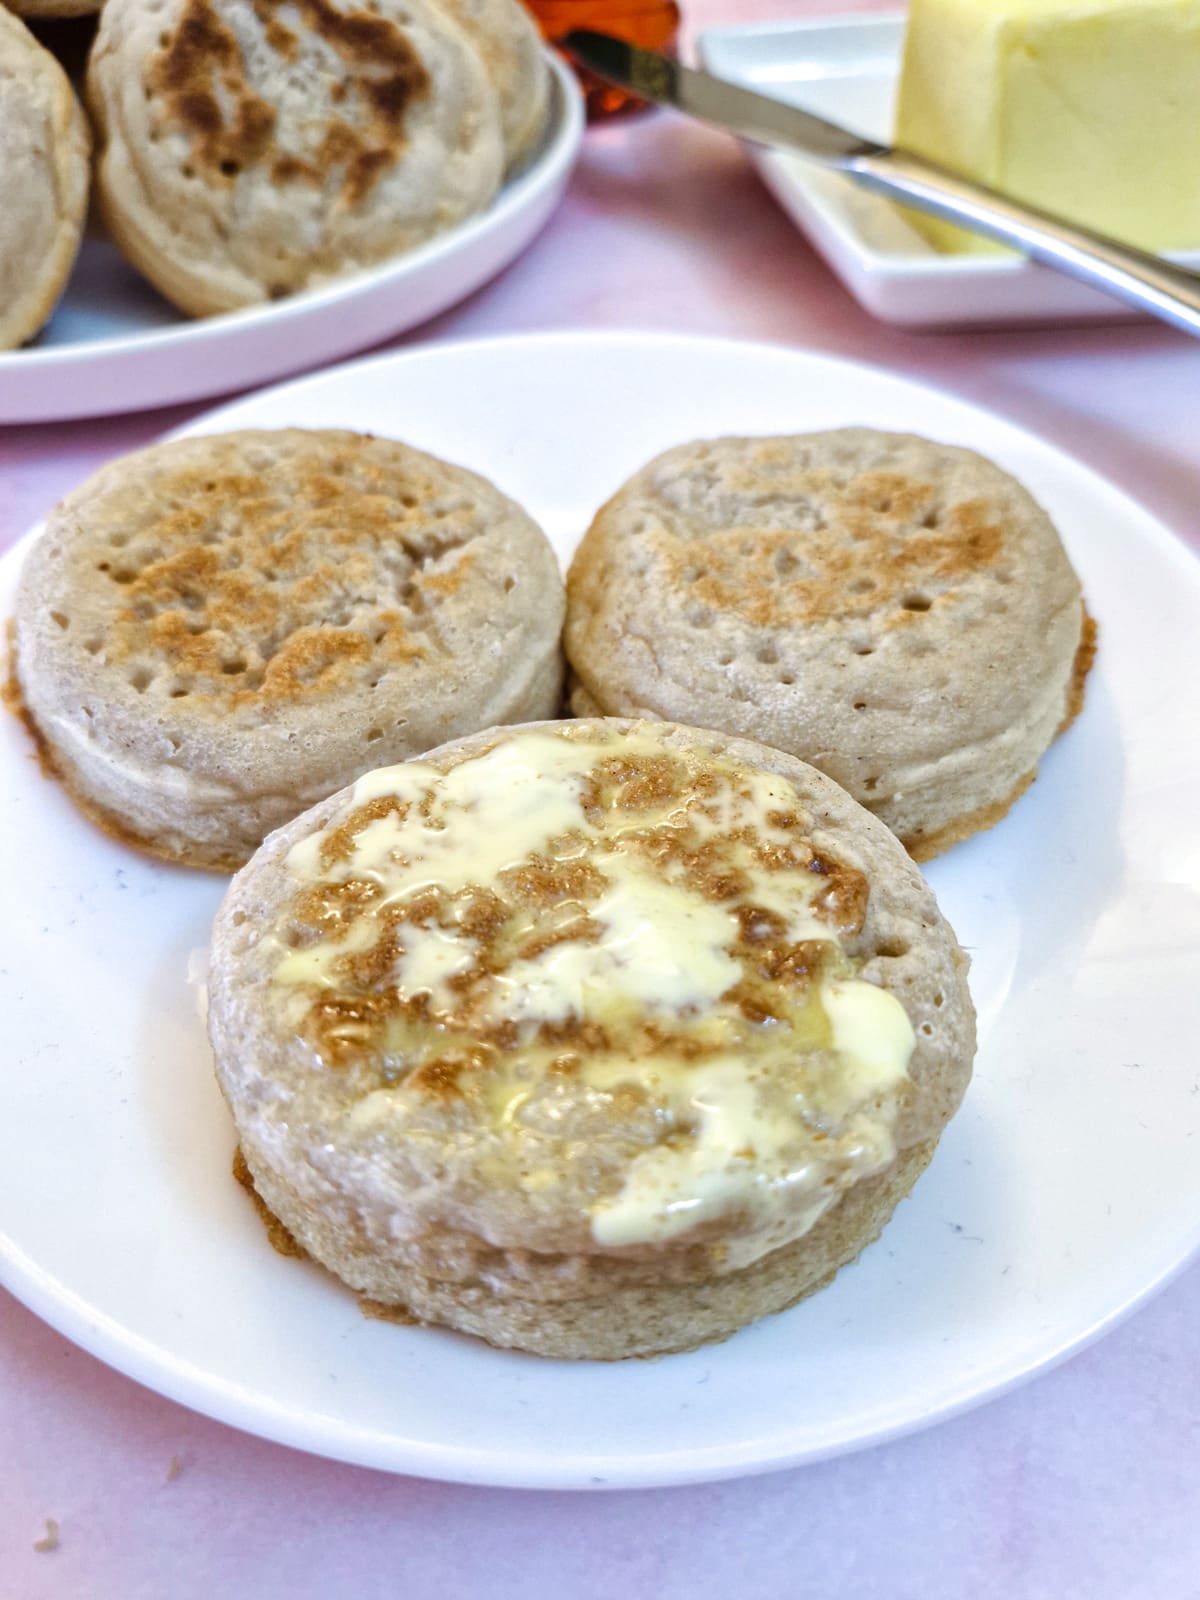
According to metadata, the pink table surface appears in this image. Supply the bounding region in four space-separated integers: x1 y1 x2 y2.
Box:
3 2 1199 1594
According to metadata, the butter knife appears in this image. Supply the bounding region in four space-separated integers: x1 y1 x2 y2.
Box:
566 29 1200 338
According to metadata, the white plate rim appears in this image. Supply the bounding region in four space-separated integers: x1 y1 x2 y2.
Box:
2 329 1199 1490
0 55 583 422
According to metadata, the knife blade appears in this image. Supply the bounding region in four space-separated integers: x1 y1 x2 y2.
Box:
563 29 1200 339
565 28 881 166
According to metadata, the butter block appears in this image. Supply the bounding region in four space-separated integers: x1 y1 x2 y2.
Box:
894 0 1200 253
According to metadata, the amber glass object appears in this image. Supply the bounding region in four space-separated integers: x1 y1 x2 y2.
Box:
528 0 681 117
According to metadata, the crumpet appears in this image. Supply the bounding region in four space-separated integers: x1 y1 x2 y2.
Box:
208 719 975 1359
0 8 90 349
11 429 564 870
87 0 504 316
566 430 1095 860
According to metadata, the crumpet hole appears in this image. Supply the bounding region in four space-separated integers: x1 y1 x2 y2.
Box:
902 594 932 612
50 610 70 630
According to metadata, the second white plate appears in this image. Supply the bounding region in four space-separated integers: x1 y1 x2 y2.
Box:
0 55 583 425
2 333 1199 1488
699 16 1200 329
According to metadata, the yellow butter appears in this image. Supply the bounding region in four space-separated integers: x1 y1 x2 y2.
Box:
589 979 913 1261
273 730 918 1258
894 0 1200 253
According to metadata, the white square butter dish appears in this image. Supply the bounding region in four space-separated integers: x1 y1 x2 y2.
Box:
698 14 1200 329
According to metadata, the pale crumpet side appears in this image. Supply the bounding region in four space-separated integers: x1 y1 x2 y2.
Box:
0 7 90 348
11 429 565 870
432 0 550 172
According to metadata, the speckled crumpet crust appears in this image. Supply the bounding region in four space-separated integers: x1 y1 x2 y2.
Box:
565 430 1095 861
86 0 504 317
11 429 565 871
432 0 550 172
207 718 976 1360
0 8 90 348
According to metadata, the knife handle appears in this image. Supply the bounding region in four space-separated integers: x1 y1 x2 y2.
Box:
848 148 1200 337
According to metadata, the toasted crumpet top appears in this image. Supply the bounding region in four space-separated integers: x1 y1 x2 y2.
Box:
145 0 431 202
87 0 503 313
15 429 563 799
565 430 1084 795
208 721 975 1267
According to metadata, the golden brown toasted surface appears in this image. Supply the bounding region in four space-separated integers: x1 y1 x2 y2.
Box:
232 1144 305 1257
1060 607 1099 734
277 735 870 1097
902 768 1037 862
208 718 975 1356
77 434 493 705
13 428 564 871
148 0 430 203
3 634 56 781
564 431 1091 859
656 469 1008 633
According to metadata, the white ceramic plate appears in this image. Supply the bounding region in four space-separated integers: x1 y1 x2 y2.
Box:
0 57 582 426
2 332 1199 1490
699 16 1200 329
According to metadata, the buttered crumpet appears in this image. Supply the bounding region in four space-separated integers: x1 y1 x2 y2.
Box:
566 430 1096 860
87 0 504 317
11 429 564 870
207 719 976 1359
0 8 90 349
